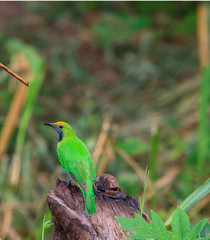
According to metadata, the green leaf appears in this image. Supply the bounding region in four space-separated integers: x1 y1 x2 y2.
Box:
172 206 190 240
165 178 210 226
116 211 172 240
43 209 53 229
185 218 208 240
42 209 53 240
198 223 210 240
149 211 172 239
116 207 208 240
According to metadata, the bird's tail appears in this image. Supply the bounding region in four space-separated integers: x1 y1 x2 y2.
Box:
82 178 96 215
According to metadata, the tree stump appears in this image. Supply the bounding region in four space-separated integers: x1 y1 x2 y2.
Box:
47 174 154 240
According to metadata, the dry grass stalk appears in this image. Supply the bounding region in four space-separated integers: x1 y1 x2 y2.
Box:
155 166 181 190
0 55 31 162
0 210 13 239
0 83 28 161
92 117 111 166
9 55 32 186
115 146 151 187
196 4 209 67
0 202 37 212
96 123 117 175
6 227 20 240
0 55 32 239
97 139 114 175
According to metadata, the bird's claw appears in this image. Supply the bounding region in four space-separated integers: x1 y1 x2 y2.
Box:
67 179 71 186
93 188 101 194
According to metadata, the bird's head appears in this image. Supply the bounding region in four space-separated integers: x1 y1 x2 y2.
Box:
44 121 75 141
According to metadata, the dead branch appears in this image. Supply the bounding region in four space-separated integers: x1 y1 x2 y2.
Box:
0 62 29 86
47 174 154 240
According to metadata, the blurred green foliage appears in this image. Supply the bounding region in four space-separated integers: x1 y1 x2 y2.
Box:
198 67 210 172
116 137 149 156
165 178 210 226
0 2 209 239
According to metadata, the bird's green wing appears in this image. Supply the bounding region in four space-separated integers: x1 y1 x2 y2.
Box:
87 155 96 182
57 138 95 187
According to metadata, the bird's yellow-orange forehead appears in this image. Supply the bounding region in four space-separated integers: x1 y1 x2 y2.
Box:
54 121 65 126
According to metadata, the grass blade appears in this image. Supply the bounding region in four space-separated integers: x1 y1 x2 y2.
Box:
140 166 150 216
197 66 210 173
149 126 159 183
165 178 210 225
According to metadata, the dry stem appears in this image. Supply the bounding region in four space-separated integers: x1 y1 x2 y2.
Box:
0 62 29 86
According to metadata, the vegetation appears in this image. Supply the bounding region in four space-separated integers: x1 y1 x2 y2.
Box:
116 207 208 240
0 2 209 239
116 179 210 239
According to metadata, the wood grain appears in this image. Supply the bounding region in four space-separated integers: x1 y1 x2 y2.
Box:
47 174 154 240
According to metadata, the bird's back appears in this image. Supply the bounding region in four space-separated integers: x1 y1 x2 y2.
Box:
57 136 96 184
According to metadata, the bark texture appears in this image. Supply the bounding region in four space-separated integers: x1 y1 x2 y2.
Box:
47 174 153 240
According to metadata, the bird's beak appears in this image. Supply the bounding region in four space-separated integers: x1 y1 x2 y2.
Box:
44 122 63 141
44 123 56 128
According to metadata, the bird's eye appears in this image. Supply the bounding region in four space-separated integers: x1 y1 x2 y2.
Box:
59 125 63 129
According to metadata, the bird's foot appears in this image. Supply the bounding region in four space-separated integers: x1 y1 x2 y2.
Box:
67 179 71 186
93 188 101 194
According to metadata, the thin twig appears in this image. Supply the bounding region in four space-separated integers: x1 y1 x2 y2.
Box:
0 62 29 86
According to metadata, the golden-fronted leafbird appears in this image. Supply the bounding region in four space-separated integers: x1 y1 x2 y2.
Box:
44 121 96 215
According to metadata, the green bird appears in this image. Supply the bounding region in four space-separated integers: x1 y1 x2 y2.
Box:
44 121 96 215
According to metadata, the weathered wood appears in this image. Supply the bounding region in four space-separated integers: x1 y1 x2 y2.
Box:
47 174 153 240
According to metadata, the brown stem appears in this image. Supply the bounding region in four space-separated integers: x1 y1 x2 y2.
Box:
0 62 29 86
196 4 209 67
